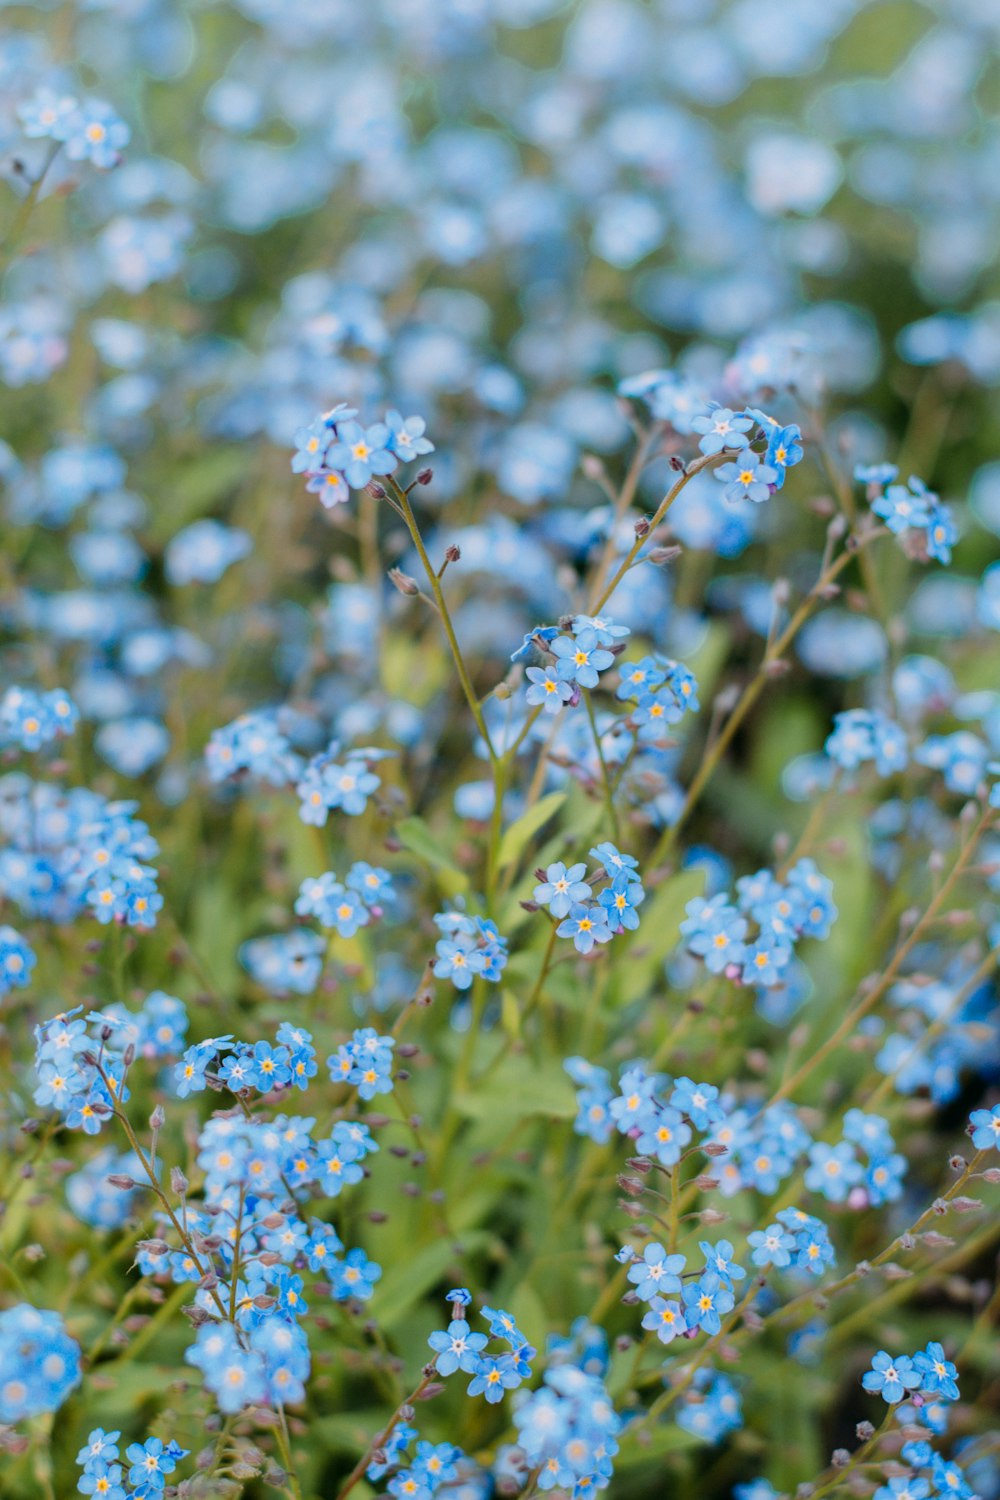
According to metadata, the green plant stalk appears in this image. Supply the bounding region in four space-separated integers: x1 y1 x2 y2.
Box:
651 528 887 864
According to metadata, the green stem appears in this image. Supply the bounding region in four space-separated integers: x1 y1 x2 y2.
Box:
584 690 620 838
274 1406 304 1500
650 527 887 864
335 1373 436 1500
589 453 723 616
388 478 496 763
765 806 991 1109
1 144 60 266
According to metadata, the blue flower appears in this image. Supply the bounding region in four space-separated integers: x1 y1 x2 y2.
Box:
385 410 434 461
873 478 932 534
481 1305 528 1346
331 1247 382 1301
616 656 667 700
930 1456 974 1499
77 1429 121 1467
862 1351 921 1404
598 874 645 931
681 895 747 973
747 1223 795 1268
467 1353 522 1403
913 1341 960 1402
925 503 957 564
716 451 779 504
682 1272 735 1335
434 936 484 990
291 418 333 473
428 1318 488 1376
306 469 350 508
970 1103 1000 1149
670 1077 723 1130
589 842 639 877
698 1239 746 1288
534 862 592 919
326 421 398 489
692 406 754 455
64 99 130 168
764 424 803 485
641 1297 688 1345
18 86 79 140
526 665 574 713
634 1105 691 1166
741 935 792 988
873 1479 930 1500
550 629 615 689
572 613 630 646
804 1141 863 1202
125 1436 178 1491
626 1243 685 1302
0 925 36 995
78 1460 127 1499
556 904 613 955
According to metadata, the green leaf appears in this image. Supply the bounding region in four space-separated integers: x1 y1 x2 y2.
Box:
497 792 566 872
147 448 248 542
454 1058 577 1124
614 1421 704 1466
614 867 706 1005
375 1232 487 1330
501 987 522 1039
395 816 468 895
313 1410 390 1456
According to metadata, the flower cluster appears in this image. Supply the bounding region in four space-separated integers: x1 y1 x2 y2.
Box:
174 1022 319 1098
0 923 36 996
0 1305 80 1423
680 858 837 991
32 1003 169 1136
857 467 957 565
535 842 645 954
292 404 433 504
0 685 78 750
205 710 300 788
3 2 1000 1496
296 747 385 825
0 778 161 929
433 911 508 990
75 1430 189 1500
826 709 909 777
327 1027 395 1100
296 863 395 937
616 654 699 742
863 1342 960 1407
523 616 626 714
513 1360 621 1495
428 1294 535 1405
18 88 129 168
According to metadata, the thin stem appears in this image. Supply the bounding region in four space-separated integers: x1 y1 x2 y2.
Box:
1 144 60 266
766 806 991 1109
585 424 661 608
805 1408 895 1500
96 1063 229 1321
589 454 722 617
584 690 620 838
335 1373 436 1500
274 1406 304 1500
650 528 887 863
388 477 496 764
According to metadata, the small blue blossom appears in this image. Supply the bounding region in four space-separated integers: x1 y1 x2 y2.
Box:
534 862 592 919
716 451 779 504
692 406 754 456
862 1351 921 1404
